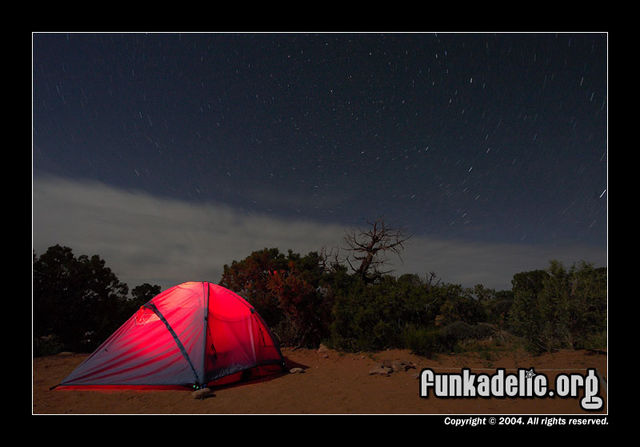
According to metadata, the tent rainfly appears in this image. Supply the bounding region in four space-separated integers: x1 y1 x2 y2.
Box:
55 282 285 390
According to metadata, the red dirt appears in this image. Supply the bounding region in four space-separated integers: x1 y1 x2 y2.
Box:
33 347 607 414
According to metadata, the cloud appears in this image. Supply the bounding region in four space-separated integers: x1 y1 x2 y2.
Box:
32 176 606 292
396 237 606 289
32 176 347 290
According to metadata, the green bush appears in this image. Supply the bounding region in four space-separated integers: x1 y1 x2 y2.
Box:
33 245 134 353
404 326 440 358
473 322 496 339
329 275 437 352
438 321 475 351
440 295 487 325
507 261 607 353
578 330 607 351
436 321 497 352
34 334 65 356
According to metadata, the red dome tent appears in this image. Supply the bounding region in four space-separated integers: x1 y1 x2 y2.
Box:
56 282 285 390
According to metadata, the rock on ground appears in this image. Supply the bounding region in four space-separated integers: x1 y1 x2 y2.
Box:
192 388 213 400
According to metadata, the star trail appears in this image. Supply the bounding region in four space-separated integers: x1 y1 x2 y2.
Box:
32 32 607 289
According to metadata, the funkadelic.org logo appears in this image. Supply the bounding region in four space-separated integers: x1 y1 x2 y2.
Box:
419 367 603 411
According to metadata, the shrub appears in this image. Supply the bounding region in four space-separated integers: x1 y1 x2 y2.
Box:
437 321 496 352
438 321 474 351
34 334 65 356
33 245 131 353
219 248 289 328
507 261 607 353
578 330 607 351
329 275 436 352
220 248 334 348
267 262 330 348
404 326 440 358
440 295 487 325
473 322 496 339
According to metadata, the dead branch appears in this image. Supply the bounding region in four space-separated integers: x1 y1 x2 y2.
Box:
343 218 411 282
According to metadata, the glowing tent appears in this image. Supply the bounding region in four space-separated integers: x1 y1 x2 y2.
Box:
56 282 285 390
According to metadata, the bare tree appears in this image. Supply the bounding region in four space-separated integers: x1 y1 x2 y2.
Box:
343 218 411 283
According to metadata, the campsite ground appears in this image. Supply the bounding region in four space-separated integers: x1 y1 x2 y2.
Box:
33 347 607 415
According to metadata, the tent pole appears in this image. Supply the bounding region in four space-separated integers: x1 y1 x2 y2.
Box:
202 281 210 387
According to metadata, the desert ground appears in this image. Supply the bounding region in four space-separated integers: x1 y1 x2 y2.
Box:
33 346 607 415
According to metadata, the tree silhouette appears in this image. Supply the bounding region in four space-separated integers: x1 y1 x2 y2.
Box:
33 245 147 353
343 218 411 283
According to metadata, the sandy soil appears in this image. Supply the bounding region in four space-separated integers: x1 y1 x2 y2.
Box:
33 347 607 414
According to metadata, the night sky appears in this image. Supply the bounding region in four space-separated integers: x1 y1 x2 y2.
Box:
32 32 607 290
